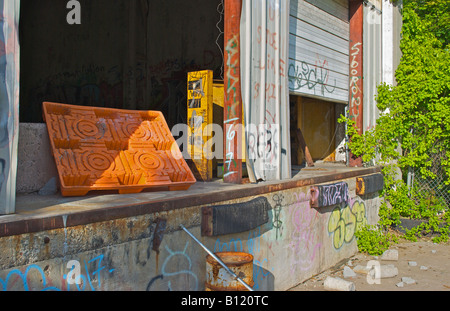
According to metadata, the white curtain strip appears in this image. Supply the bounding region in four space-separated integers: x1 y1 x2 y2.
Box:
0 0 20 214
240 0 291 182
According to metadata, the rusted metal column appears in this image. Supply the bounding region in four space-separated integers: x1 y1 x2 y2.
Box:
223 0 243 183
349 0 364 167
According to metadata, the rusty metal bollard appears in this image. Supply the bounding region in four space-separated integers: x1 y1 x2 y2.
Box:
206 252 254 291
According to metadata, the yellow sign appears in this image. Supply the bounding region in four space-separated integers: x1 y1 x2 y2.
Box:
187 70 213 181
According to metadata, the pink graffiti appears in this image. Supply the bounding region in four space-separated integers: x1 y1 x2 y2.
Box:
287 192 322 272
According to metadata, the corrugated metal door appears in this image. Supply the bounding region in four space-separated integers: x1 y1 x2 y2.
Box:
288 0 350 103
240 0 291 182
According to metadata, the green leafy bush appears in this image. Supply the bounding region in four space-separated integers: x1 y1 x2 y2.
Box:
342 1 450 252
355 225 397 256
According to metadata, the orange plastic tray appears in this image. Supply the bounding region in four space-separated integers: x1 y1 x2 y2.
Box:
42 102 196 196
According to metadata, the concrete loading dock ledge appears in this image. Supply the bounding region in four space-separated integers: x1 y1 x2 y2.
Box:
6 139 381 290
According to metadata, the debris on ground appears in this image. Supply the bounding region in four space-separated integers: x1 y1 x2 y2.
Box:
289 238 450 291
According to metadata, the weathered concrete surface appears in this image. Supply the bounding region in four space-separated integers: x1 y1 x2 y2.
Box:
291 240 450 291
0 172 381 291
16 123 58 194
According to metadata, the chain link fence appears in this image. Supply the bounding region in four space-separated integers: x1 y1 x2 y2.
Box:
409 151 450 209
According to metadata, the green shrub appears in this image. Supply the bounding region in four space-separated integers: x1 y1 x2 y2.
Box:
341 1 450 251
355 225 397 256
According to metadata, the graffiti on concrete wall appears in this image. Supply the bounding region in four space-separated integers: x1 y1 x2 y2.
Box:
0 178 377 291
310 181 350 208
0 264 59 291
287 191 322 272
272 194 284 240
146 242 199 291
328 200 367 250
63 255 115 291
0 254 115 291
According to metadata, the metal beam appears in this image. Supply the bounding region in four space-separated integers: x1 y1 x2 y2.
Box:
349 0 364 167
223 0 243 183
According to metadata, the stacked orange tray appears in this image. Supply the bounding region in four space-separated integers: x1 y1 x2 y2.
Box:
43 102 196 196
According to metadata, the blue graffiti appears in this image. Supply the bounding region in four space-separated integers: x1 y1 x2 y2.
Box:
64 254 115 291
147 242 198 291
253 259 270 290
0 265 60 291
0 255 115 291
214 238 243 252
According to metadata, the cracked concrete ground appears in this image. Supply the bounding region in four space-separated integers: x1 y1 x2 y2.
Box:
289 237 450 291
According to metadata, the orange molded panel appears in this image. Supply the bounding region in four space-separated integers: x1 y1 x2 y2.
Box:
43 102 196 196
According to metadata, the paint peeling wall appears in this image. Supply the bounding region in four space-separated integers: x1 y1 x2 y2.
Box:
0 176 380 291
